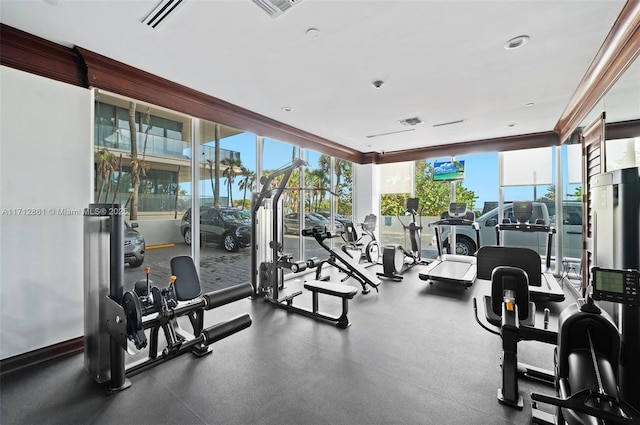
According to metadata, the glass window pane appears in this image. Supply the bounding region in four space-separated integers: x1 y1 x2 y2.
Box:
304 150 338 260
94 90 192 291
263 139 301 262
501 147 553 186
197 122 255 290
605 137 640 171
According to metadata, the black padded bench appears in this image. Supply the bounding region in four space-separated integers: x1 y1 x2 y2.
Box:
303 280 358 328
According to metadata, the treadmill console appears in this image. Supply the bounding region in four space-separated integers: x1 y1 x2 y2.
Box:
448 202 467 218
591 267 640 306
512 201 533 223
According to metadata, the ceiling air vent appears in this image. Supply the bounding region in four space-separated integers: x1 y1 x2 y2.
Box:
142 0 184 29
252 0 302 18
399 117 423 127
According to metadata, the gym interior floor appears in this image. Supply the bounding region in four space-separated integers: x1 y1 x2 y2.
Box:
0 261 577 425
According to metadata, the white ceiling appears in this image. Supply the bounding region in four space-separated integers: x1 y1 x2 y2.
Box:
1 0 636 155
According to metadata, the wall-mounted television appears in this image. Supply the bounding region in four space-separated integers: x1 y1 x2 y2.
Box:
433 160 465 181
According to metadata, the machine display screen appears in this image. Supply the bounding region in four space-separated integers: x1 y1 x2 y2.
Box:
594 269 624 294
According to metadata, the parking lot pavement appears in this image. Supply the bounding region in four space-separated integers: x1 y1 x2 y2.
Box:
124 242 252 294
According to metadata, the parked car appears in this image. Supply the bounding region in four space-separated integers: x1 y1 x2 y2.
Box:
125 221 145 268
317 211 352 225
181 207 251 252
283 211 343 234
432 201 582 259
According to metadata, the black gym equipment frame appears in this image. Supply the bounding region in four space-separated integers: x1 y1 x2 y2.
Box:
491 200 564 302
84 205 252 393
304 225 381 294
531 267 640 425
378 197 428 281
250 160 361 328
473 265 557 409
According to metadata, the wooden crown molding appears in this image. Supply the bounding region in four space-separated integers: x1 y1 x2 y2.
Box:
371 131 560 164
555 1 640 143
0 24 85 87
75 47 364 163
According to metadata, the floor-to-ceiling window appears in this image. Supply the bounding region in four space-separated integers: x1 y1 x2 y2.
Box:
195 121 256 289
421 154 495 257
303 149 339 260
94 90 192 288
262 138 302 261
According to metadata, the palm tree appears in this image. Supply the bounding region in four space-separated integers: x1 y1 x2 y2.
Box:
222 156 242 207
95 147 116 201
307 168 329 211
205 159 216 207
127 102 150 220
238 167 256 210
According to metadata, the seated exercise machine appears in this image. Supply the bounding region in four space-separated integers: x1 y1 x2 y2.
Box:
120 261 251 386
419 202 479 287
84 205 251 393
341 213 380 264
251 160 361 328
304 225 381 294
490 200 564 301
378 197 427 281
473 265 557 408
531 267 640 425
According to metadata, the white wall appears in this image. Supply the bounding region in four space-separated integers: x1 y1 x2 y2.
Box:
354 163 381 239
0 66 92 359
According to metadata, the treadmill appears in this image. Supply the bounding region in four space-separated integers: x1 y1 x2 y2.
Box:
477 200 564 301
419 203 480 287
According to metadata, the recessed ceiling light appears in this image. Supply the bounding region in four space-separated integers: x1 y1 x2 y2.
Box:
504 35 530 50
282 106 293 112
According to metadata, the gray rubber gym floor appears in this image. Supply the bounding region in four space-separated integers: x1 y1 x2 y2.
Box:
0 262 576 425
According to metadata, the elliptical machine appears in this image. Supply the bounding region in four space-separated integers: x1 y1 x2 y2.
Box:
341 213 380 264
377 198 425 281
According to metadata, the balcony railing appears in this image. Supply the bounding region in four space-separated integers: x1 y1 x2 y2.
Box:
95 125 240 163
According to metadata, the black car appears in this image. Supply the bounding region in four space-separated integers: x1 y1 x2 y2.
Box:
180 207 251 252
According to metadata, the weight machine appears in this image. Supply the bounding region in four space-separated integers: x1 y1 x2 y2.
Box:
251 161 361 328
84 204 252 393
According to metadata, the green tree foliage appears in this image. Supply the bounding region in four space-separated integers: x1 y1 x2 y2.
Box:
570 186 582 200
537 185 555 202
381 161 477 216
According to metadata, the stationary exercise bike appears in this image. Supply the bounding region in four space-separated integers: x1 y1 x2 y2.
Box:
473 265 557 408
377 198 426 281
341 213 380 264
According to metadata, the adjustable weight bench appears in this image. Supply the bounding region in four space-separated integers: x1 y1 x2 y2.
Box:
304 280 358 328
302 226 381 294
